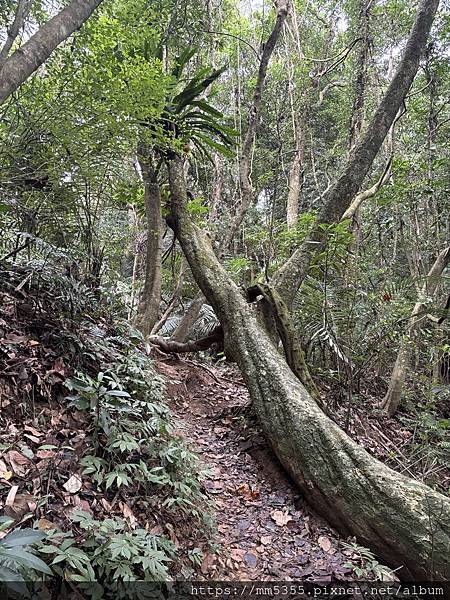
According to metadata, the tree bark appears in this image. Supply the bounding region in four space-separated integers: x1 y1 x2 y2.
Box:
286 117 305 230
170 295 204 342
0 0 104 105
381 245 450 417
348 0 370 150
151 325 222 354
347 0 370 249
341 154 393 221
273 0 440 308
134 156 162 336
166 153 450 581
170 153 223 343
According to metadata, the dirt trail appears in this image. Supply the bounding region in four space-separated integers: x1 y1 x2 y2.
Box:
156 356 353 581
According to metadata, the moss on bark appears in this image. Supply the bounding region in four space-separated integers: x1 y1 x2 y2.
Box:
166 154 450 581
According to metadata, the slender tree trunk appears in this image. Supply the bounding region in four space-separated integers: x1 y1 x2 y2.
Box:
347 0 370 249
151 266 185 335
220 0 288 252
171 152 223 343
135 157 162 336
273 0 440 308
166 154 450 581
286 118 305 230
0 0 104 105
381 245 450 416
0 0 32 69
170 295 204 342
348 0 370 150
167 0 288 343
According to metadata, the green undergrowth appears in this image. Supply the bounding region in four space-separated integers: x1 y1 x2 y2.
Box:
0 263 211 598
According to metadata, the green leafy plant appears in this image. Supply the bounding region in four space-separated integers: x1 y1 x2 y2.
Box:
150 48 238 161
341 541 394 580
64 333 208 515
0 518 52 597
39 512 175 597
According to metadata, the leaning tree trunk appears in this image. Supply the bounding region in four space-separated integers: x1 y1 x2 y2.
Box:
166 153 450 581
134 157 162 336
0 0 104 105
170 295 204 342
382 245 450 417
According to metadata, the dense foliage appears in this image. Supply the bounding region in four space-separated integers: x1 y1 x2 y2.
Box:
0 0 449 590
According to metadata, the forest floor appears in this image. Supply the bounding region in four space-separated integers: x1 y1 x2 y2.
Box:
156 356 359 581
1 262 448 585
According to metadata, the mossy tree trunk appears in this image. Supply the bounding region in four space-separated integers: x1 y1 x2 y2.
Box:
166 153 450 581
135 154 162 336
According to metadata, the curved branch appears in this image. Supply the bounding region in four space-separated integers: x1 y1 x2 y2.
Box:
341 153 393 220
150 325 223 354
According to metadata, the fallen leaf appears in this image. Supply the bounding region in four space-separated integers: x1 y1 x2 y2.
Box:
260 535 272 546
24 425 42 437
201 553 216 575
120 502 137 527
3 334 29 344
5 485 19 507
100 498 112 511
230 548 246 562
271 510 292 527
0 459 12 481
318 535 332 553
237 483 260 502
63 474 82 493
4 493 36 520
6 450 32 476
38 518 55 531
36 449 56 459
24 434 41 444
149 524 163 535
72 495 92 514
52 358 65 374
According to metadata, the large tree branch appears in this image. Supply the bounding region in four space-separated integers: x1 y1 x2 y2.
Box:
272 0 440 308
0 0 104 105
151 325 223 354
341 153 393 221
165 153 450 581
